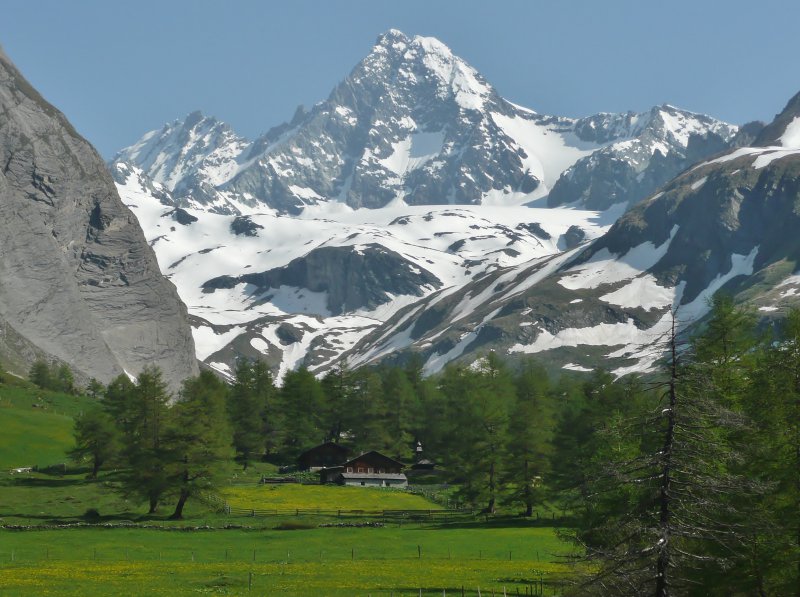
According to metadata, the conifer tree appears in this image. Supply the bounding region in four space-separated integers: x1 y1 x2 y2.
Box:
569 308 761 596
276 366 324 458
503 361 555 516
165 370 233 519
69 407 119 478
440 354 514 513
119 366 172 514
228 359 274 468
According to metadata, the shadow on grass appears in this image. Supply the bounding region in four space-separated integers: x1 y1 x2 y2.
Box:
420 515 568 531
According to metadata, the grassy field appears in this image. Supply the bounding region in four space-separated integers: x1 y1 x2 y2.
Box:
0 525 572 595
0 375 92 470
224 483 444 512
0 374 578 595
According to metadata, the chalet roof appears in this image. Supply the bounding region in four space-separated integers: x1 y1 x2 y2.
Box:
343 451 405 468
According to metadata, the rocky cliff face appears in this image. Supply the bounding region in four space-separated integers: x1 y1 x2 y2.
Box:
547 105 738 210
0 48 198 390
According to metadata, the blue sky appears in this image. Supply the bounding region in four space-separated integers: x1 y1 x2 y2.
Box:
1 0 797 157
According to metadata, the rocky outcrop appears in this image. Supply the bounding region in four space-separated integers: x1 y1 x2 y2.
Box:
547 105 738 211
0 48 198 390
203 244 442 315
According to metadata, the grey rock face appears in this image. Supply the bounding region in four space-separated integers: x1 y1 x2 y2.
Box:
547 105 738 210
755 90 800 146
203 244 442 315
0 48 198 390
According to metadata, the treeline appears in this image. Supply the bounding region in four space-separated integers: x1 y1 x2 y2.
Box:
63 295 799 592
563 296 800 595
28 359 78 394
229 353 565 517
70 369 231 519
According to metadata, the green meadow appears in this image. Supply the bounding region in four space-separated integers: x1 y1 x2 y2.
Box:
0 377 576 595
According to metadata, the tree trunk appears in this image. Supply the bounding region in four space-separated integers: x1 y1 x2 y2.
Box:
148 494 159 514
89 457 100 480
170 489 190 520
656 313 678 597
523 458 533 517
487 460 496 514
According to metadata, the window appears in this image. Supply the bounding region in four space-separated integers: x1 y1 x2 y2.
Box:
360 482 365 486
368 467 373 473
358 467 365 473
346 467 353 473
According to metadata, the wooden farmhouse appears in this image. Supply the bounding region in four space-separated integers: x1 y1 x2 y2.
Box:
297 442 350 471
319 451 407 488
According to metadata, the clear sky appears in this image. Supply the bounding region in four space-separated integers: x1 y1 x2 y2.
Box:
1 0 797 158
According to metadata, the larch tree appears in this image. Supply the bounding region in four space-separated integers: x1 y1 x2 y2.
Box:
570 307 760 596
228 359 274 468
120 366 172 514
69 407 119 478
503 361 555 516
165 370 233 520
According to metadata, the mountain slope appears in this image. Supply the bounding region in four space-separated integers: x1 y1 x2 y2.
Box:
547 105 737 210
115 161 619 379
0 48 198 390
343 91 800 376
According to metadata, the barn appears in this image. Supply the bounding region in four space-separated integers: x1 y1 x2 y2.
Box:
319 451 407 487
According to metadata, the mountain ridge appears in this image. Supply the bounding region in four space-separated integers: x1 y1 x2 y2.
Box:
0 48 198 390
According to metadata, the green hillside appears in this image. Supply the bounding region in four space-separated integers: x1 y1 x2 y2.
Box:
0 373 92 469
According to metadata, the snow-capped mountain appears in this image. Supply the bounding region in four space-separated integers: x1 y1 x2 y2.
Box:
547 105 738 210
115 161 620 380
114 30 735 216
111 30 749 380
343 91 800 377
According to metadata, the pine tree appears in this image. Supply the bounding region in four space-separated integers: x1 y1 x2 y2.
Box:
69 407 119 478
228 359 274 468
119 366 172 514
276 366 324 458
503 361 555 516
165 370 233 519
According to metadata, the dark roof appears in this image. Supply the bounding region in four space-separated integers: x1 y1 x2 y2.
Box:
298 442 349 458
343 451 405 468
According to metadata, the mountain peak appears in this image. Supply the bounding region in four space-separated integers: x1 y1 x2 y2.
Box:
754 89 800 147
375 28 410 48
